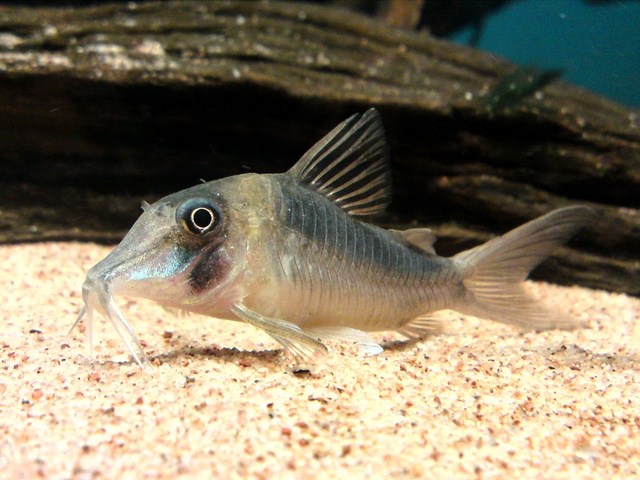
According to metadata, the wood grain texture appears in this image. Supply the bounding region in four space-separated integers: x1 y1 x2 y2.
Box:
0 1 638 294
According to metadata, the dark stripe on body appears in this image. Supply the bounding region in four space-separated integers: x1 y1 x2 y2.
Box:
187 238 231 294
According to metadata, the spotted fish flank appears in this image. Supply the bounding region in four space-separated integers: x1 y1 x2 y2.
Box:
72 109 597 367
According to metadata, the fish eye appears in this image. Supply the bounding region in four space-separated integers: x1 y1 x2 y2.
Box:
177 198 220 235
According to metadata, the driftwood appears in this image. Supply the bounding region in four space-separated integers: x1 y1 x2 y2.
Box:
0 1 638 295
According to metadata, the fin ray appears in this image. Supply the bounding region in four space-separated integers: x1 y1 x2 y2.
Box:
307 326 384 356
390 228 437 255
287 108 392 217
453 206 597 330
397 316 444 339
231 303 328 364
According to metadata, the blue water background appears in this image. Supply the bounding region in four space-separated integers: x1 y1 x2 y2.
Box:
452 0 640 108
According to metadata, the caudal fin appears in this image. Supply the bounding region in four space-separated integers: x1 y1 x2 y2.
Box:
453 206 597 330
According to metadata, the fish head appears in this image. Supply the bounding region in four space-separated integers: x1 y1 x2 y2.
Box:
75 176 256 365
84 178 252 312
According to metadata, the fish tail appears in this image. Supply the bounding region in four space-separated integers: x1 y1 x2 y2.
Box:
453 206 597 330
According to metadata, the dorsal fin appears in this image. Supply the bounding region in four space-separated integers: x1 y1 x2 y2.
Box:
286 108 392 217
390 228 437 255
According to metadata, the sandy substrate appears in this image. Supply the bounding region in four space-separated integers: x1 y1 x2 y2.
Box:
1 242 639 479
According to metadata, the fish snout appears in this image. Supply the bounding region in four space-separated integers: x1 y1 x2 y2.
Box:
81 267 112 317
77 259 150 368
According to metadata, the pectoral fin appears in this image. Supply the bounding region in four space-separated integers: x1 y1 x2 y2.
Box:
231 303 328 365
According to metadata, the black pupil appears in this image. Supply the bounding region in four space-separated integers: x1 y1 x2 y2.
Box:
192 208 213 230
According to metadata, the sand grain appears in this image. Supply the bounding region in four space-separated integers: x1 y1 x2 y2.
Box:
0 243 638 479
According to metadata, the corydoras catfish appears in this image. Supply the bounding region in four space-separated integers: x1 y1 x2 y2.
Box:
72 109 596 368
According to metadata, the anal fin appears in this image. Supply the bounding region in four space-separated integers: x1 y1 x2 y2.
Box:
231 303 328 365
397 316 444 340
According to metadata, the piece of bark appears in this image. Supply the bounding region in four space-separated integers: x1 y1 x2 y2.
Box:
0 1 638 294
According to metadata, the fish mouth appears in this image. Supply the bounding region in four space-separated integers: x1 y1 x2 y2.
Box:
69 268 150 368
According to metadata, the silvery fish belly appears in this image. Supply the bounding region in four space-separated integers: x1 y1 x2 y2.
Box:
72 109 597 367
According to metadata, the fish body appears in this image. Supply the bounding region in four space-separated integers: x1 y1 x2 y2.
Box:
73 109 596 366
237 173 458 333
